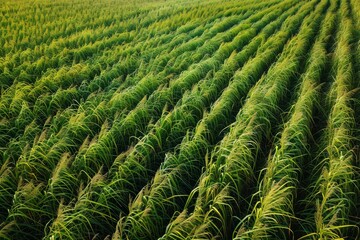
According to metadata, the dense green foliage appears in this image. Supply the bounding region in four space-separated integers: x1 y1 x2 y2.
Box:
0 0 359 239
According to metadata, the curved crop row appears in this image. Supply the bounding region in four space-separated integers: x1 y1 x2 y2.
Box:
1 0 359 239
234 1 337 238
114 2 317 239
161 0 328 239
41 2 297 239
296 0 358 238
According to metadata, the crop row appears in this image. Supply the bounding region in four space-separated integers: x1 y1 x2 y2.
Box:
0 0 359 239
